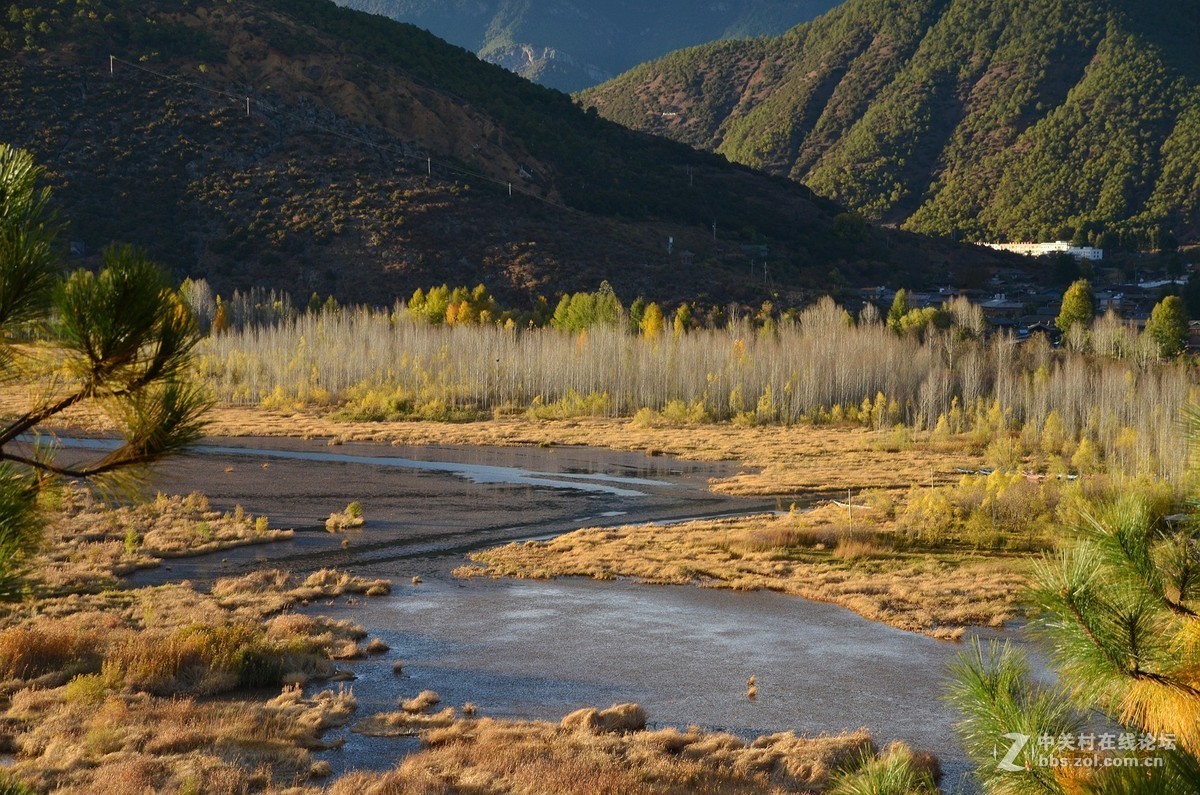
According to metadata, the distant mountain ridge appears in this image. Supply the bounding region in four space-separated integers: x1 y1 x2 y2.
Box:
0 0 1012 307
334 0 840 92
582 0 1200 249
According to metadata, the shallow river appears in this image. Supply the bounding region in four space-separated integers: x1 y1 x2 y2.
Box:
97 436 1027 793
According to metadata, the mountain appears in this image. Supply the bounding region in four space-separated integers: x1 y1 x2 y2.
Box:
582 0 1200 249
333 0 841 92
0 0 1014 308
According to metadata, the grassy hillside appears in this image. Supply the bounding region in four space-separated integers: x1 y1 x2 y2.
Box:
583 0 1200 249
0 0 1010 307
336 0 840 92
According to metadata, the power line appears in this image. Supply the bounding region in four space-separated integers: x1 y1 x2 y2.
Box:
105 54 740 260
107 55 575 214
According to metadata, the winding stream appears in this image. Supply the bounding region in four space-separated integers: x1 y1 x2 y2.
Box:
59 436 1031 793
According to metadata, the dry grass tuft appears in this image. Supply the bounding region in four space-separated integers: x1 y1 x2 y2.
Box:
210 569 391 611
299 569 391 598
331 707 885 795
834 536 885 560
210 569 292 599
0 624 96 684
353 706 457 737
325 502 365 532
32 488 292 592
401 690 441 714
560 703 646 734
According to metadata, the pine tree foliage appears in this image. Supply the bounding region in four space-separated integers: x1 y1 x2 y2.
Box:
947 411 1200 794
0 143 208 597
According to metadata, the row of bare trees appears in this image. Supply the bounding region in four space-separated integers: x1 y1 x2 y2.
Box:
195 297 1197 478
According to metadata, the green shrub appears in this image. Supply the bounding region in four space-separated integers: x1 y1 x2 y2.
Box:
0 771 34 795
828 742 938 794
63 673 108 705
526 390 612 419
235 648 284 689
123 527 140 557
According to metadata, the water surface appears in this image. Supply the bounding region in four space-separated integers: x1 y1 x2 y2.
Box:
70 435 1022 793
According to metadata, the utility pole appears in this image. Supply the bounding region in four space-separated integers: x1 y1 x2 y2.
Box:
712 221 717 241
109 55 114 75
246 97 251 117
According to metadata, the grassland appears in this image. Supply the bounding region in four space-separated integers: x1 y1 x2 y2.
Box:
0 435 944 793
0 560 392 792
36 402 1128 640
0 477 393 792
35 392 1181 643
33 487 293 593
457 504 1028 639
333 706 934 795
0 490 928 794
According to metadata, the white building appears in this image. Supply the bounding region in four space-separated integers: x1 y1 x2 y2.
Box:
981 240 1104 261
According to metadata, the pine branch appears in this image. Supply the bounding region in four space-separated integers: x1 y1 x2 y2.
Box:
0 450 90 478
0 389 90 447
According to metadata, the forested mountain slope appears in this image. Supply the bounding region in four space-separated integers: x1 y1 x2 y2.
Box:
0 0 1008 306
583 0 1200 249
336 0 839 92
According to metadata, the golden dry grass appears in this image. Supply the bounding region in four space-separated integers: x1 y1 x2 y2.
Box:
353 706 458 737
34 487 292 592
459 504 1028 638
0 561 389 794
0 565 387 693
401 690 442 713
0 403 1011 790
333 708 880 795
3 684 357 793
561 703 647 733
0 481 394 787
0 475 403 795
325 501 366 532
